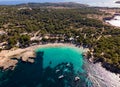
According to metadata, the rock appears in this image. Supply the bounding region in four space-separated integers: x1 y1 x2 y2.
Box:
0 58 18 70
27 58 34 63
21 51 35 62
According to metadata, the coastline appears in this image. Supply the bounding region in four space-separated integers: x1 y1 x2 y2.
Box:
0 43 88 70
0 43 119 87
85 61 120 87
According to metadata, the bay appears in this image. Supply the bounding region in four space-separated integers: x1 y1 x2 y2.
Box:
0 46 92 87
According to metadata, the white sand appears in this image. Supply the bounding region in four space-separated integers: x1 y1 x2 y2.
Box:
0 43 88 69
0 43 88 58
0 43 119 87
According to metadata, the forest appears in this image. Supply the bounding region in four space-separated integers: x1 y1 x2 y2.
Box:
0 3 120 73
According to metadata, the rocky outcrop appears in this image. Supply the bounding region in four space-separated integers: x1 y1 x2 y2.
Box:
0 50 35 70
102 62 120 74
0 57 18 70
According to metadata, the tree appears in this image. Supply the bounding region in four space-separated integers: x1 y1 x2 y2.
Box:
8 37 17 48
19 35 30 47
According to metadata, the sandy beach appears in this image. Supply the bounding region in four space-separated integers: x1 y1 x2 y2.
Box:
0 43 119 87
0 43 88 70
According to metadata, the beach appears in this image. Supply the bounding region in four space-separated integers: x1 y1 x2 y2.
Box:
0 43 119 87
0 43 88 70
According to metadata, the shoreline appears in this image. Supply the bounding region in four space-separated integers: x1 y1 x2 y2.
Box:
0 43 88 70
85 60 120 87
0 43 119 86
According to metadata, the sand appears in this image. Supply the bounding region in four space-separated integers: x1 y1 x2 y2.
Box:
0 43 119 87
0 43 88 70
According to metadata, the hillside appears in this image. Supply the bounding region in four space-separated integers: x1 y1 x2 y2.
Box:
0 3 120 73
16 2 88 8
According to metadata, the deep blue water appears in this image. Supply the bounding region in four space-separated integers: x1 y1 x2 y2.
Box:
0 46 92 87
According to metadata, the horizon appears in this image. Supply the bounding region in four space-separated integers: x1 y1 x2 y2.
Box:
0 0 120 7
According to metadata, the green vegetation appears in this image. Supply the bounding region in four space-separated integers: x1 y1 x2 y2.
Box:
93 36 120 72
0 3 120 73
19 35 30 47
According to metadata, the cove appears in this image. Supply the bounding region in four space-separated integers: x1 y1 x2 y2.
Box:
0 46 92 87
35 46 84 73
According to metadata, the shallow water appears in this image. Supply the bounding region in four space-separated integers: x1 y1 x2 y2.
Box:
35 47 84 73
0 46 92 87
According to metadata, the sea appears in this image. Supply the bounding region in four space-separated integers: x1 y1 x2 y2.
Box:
0 46 92 87
105 15 120 27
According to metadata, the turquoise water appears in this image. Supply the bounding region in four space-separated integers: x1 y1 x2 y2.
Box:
0 46 92 87
36 47 84 73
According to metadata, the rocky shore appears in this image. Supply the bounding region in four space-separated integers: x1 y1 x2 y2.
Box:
85 60 120 87
0 43 88 70
0 43 119 87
